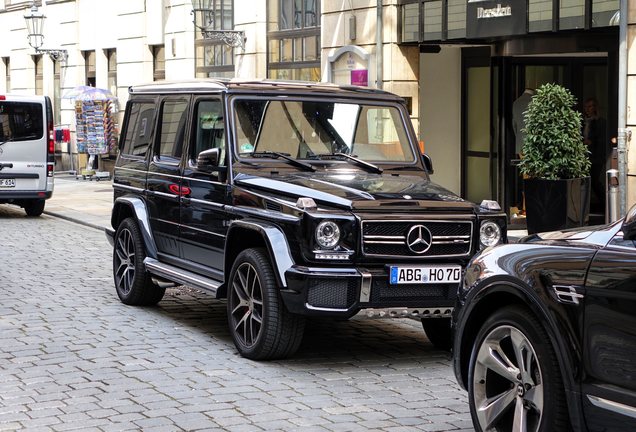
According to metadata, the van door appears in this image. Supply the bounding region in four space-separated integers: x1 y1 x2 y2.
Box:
0 97 49 193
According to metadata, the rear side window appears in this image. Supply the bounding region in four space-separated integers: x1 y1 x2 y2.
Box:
157 98 189 161
0 102 43 142
121 101 156 157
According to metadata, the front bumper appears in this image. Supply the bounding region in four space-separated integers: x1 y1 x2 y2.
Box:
282 265 458 318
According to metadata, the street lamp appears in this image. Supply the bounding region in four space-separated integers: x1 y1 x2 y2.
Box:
24 1 68 62
190 0 246 50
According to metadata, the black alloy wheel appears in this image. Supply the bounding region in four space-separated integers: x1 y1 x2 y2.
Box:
467 306 569 432
227 248 305 360
113 217 165 306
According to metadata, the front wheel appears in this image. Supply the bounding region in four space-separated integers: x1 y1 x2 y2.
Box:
113 218 165 306
227 248 305 360
467 306 569 432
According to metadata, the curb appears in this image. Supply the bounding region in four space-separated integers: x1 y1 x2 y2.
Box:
44 210 107 232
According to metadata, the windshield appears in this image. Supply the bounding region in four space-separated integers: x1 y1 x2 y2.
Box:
233 98 415 163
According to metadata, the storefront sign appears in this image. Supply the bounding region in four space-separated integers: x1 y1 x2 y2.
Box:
466 0 525 38
351 69 368 87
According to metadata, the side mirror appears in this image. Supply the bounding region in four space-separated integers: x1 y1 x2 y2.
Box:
196 148 221 171
422 154 434 174
622 204 636 240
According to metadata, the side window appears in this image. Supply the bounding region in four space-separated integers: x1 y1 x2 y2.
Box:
121 101 156 157
192 99 225 165
157 98 189 161
609 233 636 248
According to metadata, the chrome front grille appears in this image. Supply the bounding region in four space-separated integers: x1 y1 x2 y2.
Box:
361 219 474 258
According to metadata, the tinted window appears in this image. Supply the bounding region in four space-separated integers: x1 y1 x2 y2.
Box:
0 102 43 142
121 102 156 157
158 99 189 160
192 99 225 164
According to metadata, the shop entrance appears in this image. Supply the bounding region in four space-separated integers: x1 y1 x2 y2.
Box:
500 56 614 226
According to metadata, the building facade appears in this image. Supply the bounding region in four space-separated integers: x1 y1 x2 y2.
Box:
1 0 635 226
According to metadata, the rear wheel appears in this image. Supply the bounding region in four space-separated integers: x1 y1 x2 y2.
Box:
113 218 165 306
24 199 45 217
421 318 452 351
227 248 305 360
467 306 569 432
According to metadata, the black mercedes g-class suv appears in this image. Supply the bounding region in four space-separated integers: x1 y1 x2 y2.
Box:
106 79 507 360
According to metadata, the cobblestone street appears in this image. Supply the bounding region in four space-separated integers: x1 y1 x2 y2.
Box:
0 205 472 432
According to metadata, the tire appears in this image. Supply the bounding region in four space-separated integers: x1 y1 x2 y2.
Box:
24 199 45 217
467 306 569 432
421 318 452 351
227 248 305 360
113 217 165 306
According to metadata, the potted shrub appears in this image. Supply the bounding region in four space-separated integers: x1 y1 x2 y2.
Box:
519 83 592 234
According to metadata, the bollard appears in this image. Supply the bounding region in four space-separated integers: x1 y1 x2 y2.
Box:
606 169 620 223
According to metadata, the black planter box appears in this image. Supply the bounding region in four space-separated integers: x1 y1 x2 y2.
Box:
524 177 591 234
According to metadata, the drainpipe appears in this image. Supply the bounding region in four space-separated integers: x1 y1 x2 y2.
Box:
618 0 628 217
376 0 383 89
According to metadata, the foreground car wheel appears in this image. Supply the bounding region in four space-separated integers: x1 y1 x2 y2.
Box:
421 318 452 351
113 218 165 306
24 199 45 217
468 306 569 432
227 248 305 360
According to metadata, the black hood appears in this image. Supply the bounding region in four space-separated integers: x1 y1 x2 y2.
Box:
234 171 479 212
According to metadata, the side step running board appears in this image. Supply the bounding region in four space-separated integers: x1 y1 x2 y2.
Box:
144 258 221 296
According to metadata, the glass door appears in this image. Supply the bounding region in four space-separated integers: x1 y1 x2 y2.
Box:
462 47 495 204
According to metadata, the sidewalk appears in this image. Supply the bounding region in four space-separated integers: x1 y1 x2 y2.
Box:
44 173 529 240
44 173 113 230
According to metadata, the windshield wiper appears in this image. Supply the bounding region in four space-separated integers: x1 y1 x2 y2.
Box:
250 151 316 172
0 137 14 147
315 153 383 174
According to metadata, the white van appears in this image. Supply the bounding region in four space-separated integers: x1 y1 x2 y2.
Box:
0 94 54 216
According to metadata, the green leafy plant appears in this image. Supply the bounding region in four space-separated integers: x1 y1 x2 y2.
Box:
519 83 591 180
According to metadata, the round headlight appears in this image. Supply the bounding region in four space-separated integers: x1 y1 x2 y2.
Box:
480 220 502 248
315 221 340 249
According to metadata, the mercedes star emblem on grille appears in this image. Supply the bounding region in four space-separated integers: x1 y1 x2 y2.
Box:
406 225 432 254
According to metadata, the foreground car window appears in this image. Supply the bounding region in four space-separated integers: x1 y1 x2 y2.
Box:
233 99 415 162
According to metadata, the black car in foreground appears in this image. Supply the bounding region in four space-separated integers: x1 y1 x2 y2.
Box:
105 79 507 360
453 206 636 432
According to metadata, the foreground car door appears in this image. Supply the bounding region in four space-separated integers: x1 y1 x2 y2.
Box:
582 233 636 431
180 97 228 278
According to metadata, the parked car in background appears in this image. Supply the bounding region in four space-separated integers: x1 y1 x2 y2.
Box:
106 79 507 360
452 206 636 431
0 94 55 216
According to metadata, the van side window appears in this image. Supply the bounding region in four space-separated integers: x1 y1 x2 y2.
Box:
121 102 155 157
192 99 224 165
157 98 189 161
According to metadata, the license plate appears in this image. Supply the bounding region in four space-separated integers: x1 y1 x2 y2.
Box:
390 265 462 285
0 178 15 188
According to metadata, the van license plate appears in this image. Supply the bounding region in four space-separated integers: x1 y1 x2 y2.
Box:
389 265 461 285
0 178 15 188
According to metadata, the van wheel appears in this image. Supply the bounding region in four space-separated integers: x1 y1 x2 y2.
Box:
113 218 165 306
421 318 452 351
227 248 305 360
24 199 45 217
